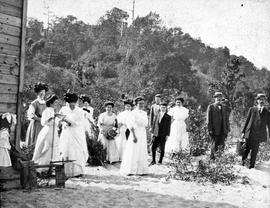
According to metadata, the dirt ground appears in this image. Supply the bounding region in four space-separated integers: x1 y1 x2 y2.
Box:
1 158 269 208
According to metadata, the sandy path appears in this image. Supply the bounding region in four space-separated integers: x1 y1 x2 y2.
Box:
1 160 269 208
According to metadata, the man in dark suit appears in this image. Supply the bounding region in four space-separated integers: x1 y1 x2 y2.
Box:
207 92 230 159
150 102 171 165
241 93 270 169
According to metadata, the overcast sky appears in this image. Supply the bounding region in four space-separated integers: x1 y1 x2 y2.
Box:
28 0 270 69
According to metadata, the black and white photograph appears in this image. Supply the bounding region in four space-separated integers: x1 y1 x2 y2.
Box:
0 0 270 207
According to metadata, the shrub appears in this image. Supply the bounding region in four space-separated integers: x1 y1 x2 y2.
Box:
257 141 270 163
168 149 241 185
186 106 210 156
85 124 106 166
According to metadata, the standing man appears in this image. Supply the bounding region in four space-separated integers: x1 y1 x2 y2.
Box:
150 102 171 165
149 94 161 128
207 92 230 159
241 93 270 169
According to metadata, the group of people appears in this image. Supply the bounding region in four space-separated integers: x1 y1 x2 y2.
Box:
207 91 270 169
2 81 267 176
21 82 192 177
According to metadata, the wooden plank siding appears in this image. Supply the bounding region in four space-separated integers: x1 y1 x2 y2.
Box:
15 0 27 150
0 33 21 46
0 53 19 65
0 43 20 56
0 63 19 75
0 73 18 84
0 0 27 150
0 2 22 18
0 93 17 103
0 22 21 37
0 102 17 113
0 13 21 27
0 0 23 9
0 83 18 94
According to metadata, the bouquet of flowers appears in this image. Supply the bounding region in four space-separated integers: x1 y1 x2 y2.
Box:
104 127 117 140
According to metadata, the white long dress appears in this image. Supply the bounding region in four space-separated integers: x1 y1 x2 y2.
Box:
120 109 148 175
81 108 94 139
165 106 189 153
116 110 131 160
59 106 88 177
0 129 12 167
97 112 119 163
32 107 60 172
0 113 16 167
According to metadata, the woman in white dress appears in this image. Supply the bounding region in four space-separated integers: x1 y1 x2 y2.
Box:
79 95 95 138
97 101 119 163
120 96 148 175
165 97 189 153
116 99 133 160
59 92 88 177
32 94 61 173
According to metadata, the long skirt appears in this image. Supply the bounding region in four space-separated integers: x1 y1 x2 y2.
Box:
25 120 42 147
0 148 11 167
0 129 12 167
165 120 189 153
115 127 127 161
32 125 60 172
120 127 148 175
59 126 88 177
98 133 119 163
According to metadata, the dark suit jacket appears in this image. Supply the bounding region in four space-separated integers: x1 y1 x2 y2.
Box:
151 112 171 138
207 103 230 136
242 106 270 142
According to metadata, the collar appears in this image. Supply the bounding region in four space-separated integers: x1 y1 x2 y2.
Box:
37 97 45 104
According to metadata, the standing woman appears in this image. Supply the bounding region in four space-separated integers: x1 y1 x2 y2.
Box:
116 99 133 161
25 83 48 147
80 94 95 123
79 95 95 138
32 94 61 173
165 97 189 153
120 96 148 175
59 92 88 177
97 101 119 163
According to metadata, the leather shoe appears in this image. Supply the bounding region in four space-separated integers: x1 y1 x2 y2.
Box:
149 161 156 166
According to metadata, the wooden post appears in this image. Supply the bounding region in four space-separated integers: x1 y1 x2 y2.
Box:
15 0 27 151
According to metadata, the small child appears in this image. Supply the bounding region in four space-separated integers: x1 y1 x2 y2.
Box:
0 113 16 167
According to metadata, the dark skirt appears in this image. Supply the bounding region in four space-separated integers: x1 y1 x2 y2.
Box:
25 120 42 147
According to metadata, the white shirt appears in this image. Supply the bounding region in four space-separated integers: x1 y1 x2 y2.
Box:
159 111 165 123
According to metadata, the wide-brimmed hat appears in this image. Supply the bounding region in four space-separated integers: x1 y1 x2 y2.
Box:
45 94 58 104
80 94 91 104
134 96 145 104
256 93 267 100
63 92 78 103
123 99 134 106
175 96 184 103
213 92 223 98
34 82 48 93
155 94 161 98
104 101 114 107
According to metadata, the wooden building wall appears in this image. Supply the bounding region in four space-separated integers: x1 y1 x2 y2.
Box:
0 0 27 149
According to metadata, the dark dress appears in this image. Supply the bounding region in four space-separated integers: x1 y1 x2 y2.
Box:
25 99 46 147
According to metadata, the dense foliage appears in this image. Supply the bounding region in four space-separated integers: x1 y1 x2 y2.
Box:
25 8 270 117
